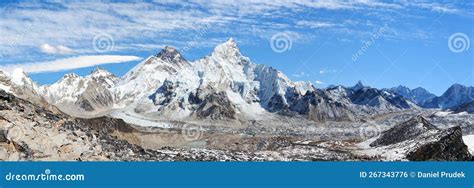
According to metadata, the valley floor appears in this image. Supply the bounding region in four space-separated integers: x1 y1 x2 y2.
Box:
1 90 473 161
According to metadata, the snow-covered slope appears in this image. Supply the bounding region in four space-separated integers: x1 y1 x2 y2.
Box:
113 46 190 106
462 135 474 155
137 38 313 120
0 69 57 112
325 82 419 111
35 38 419 122
41 67 118 117
358 116 472 161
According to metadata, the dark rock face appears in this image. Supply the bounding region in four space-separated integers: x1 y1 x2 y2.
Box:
149 80 178 105
266 87 354 122
370 116 437 147
350 87 412 109
292 90 353 122
195 92 236 120
155 46 189 67
267 94 287 112
450 101 474 114
390 86 436 105
0 129 7 142
75 82 115 112
407 127 472 161
80 117 139 134
421 84 474 109
370 115 472 161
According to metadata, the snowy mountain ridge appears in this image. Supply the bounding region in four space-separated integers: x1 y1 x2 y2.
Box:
3 38 468 123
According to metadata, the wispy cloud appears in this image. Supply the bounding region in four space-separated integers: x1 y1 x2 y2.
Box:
39 43 73 54
292 71 310 78
296 20 338 29
319 69 337 74
0 55 141 74
0 1 472 63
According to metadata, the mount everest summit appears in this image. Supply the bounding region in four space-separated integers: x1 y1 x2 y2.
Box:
1 38 473 122
4 38 433 123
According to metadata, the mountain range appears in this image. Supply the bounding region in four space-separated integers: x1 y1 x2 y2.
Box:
0 38 473 162
1 38 473 124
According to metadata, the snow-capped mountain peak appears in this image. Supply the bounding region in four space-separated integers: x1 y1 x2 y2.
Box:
88 67 114 78
155 46 188 66
389 85 436 105
32 38 422 122
10 68 29 86
421 83 474 109
351 80 366 91
61 73 81 81
210 38 244 63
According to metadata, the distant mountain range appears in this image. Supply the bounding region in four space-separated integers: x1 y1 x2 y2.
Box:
388 85 436 104
1 38 474 124
389 84 474 113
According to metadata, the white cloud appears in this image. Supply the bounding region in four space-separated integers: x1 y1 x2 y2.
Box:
0 55 141 74
0 1 471 60
292 71 309 78
40 43 73 54
315 80 324 84
319 69 337 74
296 20 337 29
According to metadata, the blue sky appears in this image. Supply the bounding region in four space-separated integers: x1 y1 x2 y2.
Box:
0 1 473 95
